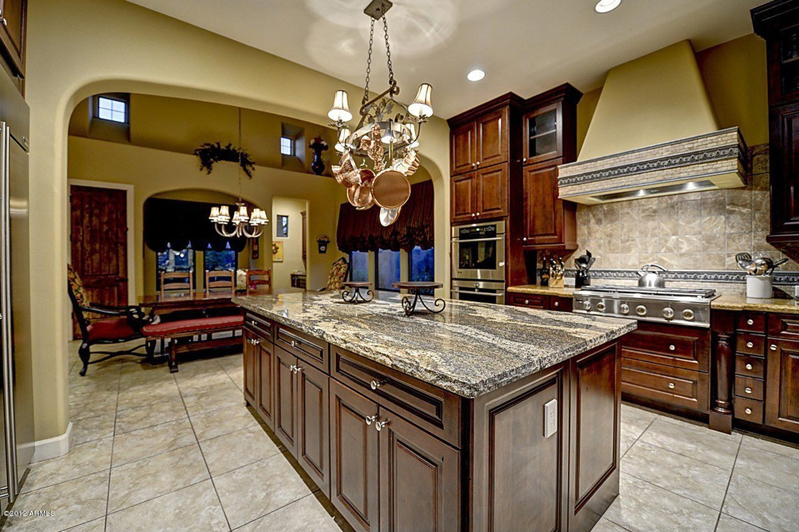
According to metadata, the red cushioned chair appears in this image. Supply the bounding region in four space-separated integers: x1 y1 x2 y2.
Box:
68 264 153 376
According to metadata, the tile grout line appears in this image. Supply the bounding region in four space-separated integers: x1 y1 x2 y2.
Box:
714 435 771 532
103 361 124 532
229 492 321 532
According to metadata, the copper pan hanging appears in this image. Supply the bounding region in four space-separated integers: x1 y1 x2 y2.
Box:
347 184 374 209
372 169 411 209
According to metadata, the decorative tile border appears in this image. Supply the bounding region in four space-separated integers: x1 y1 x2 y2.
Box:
565 269 799 285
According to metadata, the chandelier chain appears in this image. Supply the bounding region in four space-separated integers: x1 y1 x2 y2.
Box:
363 18 375 104
381 15 394 89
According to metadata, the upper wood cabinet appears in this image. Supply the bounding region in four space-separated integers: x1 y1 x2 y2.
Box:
450 165 508 224
477 107 509 169
451 122 477 175
523 102 562 165
0 0 26 80
521 163 575 247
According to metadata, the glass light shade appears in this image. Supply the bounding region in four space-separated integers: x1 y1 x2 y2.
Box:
408 83 433 118
218 205 230 222
328 90 352 122
595 0 621 13
209 206 220 220
335 127 351 152
404 123 419 148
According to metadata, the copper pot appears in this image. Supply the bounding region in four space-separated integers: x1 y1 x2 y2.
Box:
372 169 411 209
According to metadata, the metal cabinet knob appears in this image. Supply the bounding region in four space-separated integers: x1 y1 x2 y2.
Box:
745 363 753 370
523 157 527 163
476 161 480 166
471 163 476 168
669 345 676 351
668 382 675 389
745 408 753 415
290 340 296 347
370 380 385 390
746 341 754 349
770 344 778 351
524 299 530 305
745 387 752 394
476 212 481 216
522 237 528 242
289 364 303 374
374 419 390 432
747 319 754 326
553 301 559 307
365 415 377 426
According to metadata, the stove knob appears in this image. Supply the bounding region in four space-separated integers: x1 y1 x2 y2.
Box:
636 305 647 316
620 303 630 315
597 302 606 312
583 300 592 311
663 307 675 320
682 309 695 321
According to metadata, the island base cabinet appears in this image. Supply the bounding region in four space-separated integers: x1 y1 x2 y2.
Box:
275 348 298 451
242 330 258 405
297 362 330 496
765 339 799 433
256 339 274 429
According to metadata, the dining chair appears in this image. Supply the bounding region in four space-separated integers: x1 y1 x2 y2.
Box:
160 271 194 298
246 269 272 295
206 270 235 295
318 257 349 291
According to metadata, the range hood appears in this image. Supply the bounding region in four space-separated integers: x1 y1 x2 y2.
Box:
558 41 747 205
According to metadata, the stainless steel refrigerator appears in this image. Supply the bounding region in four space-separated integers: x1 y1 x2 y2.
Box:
0 67 35 509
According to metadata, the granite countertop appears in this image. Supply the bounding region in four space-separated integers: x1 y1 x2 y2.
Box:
507 285 575 297
233 292 636 398
711 290 799 314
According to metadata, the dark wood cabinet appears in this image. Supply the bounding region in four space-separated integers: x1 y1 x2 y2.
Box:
0 0 26 81
508 292 573 311
521 163 575 247
297 362 330 495
450 101 511 177
450 165 508 223
477 107 509 169
450 122 477 175
256 337 275 429
274 347 298 451
523 102 562 165
765 338 799 432
451 172 476 223
242 330 258 405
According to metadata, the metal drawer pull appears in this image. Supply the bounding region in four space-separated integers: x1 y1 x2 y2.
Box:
370 380 386 390
745 363 753 370
553 301 559 307
669 345 676 351
770 344 777 351
524 300 530 305
746 341 754 349
668 382 675 389
252 338 260 345
289 364 303 374
364 415 377 426
290 340 296 347
745 408 753 415
745 387 752 394
747 319 754 326
374 419 390 432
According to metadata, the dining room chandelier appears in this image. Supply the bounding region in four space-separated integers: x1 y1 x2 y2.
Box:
208 109 269 238
328 0 433 227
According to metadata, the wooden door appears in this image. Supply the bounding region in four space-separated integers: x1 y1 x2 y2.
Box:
330 379 379 532
765 339 799 433
70 185 128 337
451 173 476 224
274 348 298 451
477 108 508 169
378 407 460 532
767 102 799 244
450 122 476 175
0 0 26 76
256 338 274 428
522 164 563 245
475 164 508 220
242 331 258 406
296 362 330 495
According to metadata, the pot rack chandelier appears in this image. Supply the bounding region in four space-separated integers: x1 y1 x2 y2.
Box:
208 108 269 238
329 0 433 227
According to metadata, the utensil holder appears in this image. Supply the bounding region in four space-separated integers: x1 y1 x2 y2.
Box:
747 275 773 299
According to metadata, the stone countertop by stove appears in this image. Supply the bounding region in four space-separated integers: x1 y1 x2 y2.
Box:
507 285 575 297
711 289 799 314
233 292 636 399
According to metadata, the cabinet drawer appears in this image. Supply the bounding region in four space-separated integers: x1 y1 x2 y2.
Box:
245 313 273 342
275 324 328 373
735 355 765 379
331 346 462 448
620 322 710 373
736 313 767 334
735 375 764 401
549 296 573 312
734 397 764 424
621 358 709 413
736 334 765 356
767 313 799 339
509 293 547 309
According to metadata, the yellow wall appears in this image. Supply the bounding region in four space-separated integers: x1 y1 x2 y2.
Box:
25 0 451 442
271 197 309 292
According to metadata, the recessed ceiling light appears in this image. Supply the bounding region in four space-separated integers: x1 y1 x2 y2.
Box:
467 69 485 82
595 0 621 13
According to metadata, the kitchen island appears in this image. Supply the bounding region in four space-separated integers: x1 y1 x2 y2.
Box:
233 291 636 532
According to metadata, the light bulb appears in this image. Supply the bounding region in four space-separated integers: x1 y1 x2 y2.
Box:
595 0 621 13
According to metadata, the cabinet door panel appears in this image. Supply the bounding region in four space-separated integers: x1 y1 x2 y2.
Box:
330 380 379 532
451 173 476 223
0 0 25 76
769 103 799 239
242 330 257 405
477 108 508 168
523 165 563 245
766 339 799 433
378 409 460 532
451 122 476 175
476 164 508 220
297 363 330 495
256 340 274 428
524 103 562 165
274 348 297 451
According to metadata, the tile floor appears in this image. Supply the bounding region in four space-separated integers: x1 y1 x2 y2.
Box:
5 342 799 532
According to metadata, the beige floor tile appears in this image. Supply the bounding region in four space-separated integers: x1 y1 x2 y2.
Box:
603 473 719 532
638 418 741 469
23 437 113 493
64 517 106 531
734 441 799 493
176 370 236 395
200 425 281 477
229 368 244 391
106 480 228 532
182 380 243 417
72 412 116 445
69 392 118 421
740 434 799 461
218 353 242 371
116 379 181 411
190 404 259 442
114 397 187 434
111 417 196 466
620 405 655 457
214 454 312 529
723 473 799 532
6 471 109 532
108 443 208 512
715 513 767 532
590 518 632 532
235 494 341 532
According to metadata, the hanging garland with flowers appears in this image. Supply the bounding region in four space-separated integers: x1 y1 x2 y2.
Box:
193 142 256 178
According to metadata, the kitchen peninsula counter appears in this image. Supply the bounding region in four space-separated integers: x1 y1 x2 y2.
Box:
234 292 635 532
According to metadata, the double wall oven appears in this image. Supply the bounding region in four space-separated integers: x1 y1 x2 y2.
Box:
451 221 506 304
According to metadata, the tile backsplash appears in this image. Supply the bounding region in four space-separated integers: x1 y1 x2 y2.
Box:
568 144 799 273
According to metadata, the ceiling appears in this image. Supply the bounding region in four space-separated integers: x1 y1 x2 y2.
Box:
125 0 764 119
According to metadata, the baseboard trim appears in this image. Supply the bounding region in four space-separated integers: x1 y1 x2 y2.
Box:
31 422 73 463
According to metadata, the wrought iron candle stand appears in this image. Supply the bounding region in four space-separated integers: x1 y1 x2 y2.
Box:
341 282 374 304
392 282 445 316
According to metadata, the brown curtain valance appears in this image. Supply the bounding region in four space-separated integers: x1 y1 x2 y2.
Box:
336 180 434 253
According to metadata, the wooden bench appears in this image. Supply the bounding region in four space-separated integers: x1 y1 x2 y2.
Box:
141 314 244 372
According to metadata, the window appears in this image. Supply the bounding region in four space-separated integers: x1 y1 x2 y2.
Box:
280 136 294 156
276 214 289 238
97 96 127 123
409 246 435 283
376 249 400 291
204 249 237 276
155 246 194 289
350 251 369 282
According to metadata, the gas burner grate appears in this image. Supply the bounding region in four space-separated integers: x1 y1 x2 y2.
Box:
582 285 716 299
